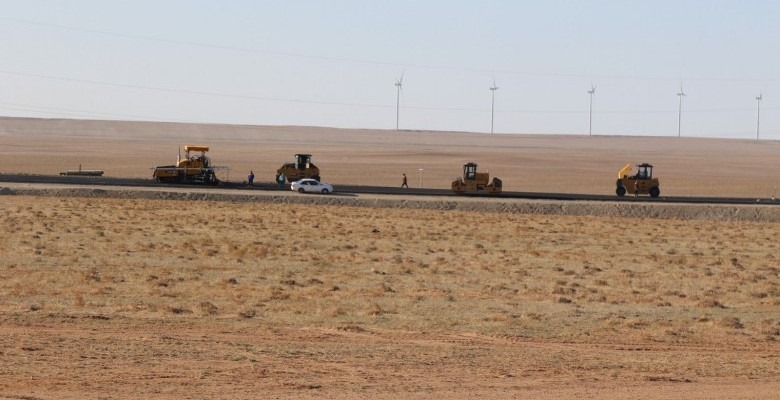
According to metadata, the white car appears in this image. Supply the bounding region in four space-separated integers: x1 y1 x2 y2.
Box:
291 178 333 194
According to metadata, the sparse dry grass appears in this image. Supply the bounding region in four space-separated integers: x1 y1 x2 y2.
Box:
1 195 778 340
1 195 778 399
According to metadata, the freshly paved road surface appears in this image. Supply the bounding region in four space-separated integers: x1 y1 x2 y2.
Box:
0 173 777 206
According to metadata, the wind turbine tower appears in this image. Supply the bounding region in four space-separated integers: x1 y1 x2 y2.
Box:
677 85 686 137
490 80 499 134
587 84 596 136
395 73 403 131
756 93 763 140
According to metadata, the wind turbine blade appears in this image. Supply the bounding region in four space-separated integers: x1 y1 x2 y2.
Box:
395 70 405 87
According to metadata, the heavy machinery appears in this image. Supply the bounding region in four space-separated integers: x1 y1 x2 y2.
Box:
276 153 320 183
152 145 225 185
616 163 660 197
451 162 502 195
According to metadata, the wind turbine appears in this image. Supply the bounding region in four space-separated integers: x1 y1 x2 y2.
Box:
756 93 763 140
395 72 404 131
587 84 596 136
490 79 499 134
677 84 686 137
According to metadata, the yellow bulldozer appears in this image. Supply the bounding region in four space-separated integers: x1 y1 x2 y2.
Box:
152 145 225 185
451 162 502 195
616 163 660 197
276 153 320 183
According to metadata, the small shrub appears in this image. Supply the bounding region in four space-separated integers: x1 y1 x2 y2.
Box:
698 299 726 308
719 317 744 329
198 301 218 316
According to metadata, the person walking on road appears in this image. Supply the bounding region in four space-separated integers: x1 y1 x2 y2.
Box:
401 173 408 188
247 170 255 187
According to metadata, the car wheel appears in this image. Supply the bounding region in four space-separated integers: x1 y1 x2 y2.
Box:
616 186 626 197
298 188 305 193
321 188 329 194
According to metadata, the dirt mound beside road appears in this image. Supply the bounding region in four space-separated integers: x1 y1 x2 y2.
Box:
4 186 779 222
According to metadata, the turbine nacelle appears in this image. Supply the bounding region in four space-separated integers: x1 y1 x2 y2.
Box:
677 84 686 97
395 71 404 88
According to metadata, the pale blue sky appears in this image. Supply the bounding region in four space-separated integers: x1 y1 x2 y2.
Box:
1 0 779 139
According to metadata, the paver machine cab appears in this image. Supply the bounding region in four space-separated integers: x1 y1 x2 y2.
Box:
451 162 502 195
152 145 220 185
615 163 660 197
276 154 320 183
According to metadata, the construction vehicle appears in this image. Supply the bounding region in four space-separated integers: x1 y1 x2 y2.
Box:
152 145 225 185
616 163 660 197
451 162 502 195
276 154 320 183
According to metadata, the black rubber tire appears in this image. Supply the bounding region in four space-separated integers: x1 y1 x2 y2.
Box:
298 188 305 193
321 188 329 194
649 186 660 198
616 186 626 197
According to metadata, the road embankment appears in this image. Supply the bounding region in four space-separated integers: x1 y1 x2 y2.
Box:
2 185 778 222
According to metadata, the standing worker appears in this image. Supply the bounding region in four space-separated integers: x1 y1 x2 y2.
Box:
247 170 255 187
401 173 408 188
634 178 639 197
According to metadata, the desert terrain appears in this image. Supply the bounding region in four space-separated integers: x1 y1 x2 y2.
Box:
1 117 779 198
0 118 779 399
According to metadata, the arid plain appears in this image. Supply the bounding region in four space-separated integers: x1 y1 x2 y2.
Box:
1 118 779 399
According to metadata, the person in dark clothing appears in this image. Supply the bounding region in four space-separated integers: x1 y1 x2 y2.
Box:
401 173 408 188
247 171 255 187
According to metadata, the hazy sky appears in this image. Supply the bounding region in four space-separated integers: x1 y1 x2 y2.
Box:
1 0 779 139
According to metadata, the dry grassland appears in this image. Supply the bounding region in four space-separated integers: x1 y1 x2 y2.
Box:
1 195 778 399
1 118 778 398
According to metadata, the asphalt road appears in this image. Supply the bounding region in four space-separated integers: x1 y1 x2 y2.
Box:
1 173 777 206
